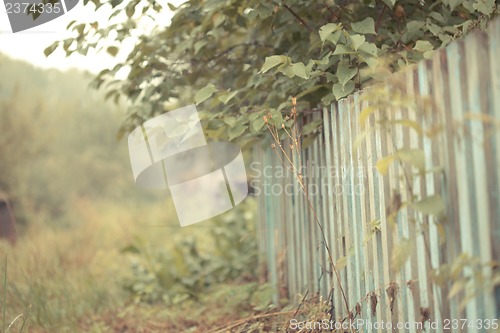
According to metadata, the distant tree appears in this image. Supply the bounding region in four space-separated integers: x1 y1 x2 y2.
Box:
0 55 134 224
0 88 43 193
47 0 498 146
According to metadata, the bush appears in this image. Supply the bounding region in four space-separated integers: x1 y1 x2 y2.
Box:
122 199 258 305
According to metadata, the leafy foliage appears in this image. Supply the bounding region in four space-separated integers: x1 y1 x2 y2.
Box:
431 253 500 312
122 200 258 305
47 0 498 144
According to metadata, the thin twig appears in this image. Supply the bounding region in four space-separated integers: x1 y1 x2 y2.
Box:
266 98 353 329
282 289 309 331
323 2 340 21
206 310 295 333
375 3 387 34
278 1 313 32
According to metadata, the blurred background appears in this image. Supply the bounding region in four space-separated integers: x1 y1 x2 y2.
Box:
0 3 262 331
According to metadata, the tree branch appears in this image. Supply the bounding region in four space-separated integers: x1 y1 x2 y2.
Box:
206 43 274 62
278 1 313 32
323 1 340 21
375 3 387 34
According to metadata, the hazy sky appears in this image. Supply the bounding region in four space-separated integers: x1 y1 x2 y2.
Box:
0 1 177 73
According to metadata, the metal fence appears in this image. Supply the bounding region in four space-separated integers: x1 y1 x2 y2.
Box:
253 18 500 332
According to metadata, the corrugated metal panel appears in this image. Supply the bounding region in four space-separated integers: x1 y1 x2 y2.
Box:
255 18 500 331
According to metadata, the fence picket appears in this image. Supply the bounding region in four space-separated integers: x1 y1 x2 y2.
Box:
255 19 500 331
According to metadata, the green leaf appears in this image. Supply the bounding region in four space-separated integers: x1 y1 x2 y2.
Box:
268 109 284 125
363 219 381 244
428 12 444 23
302 119 322 135
336 64 358 86
194 40 208 54
105 89 117 101
426 22 442 36
44 42 58 57
251 117 265 133
218 91 238 104
411 194 445 215
358 42 378 56
332 80 355 100
351 18 376 35
195 84 217 104
473 0 495 15
462 20 473 34
255 4 273 19
333 44 354 55
321 93 335 105
449 0 464 10
394 148 425 173
389 120 423 135
250 283 274 311
125 3 135 17
414 40 434 53
213 13 225 28
350 34 366 51
63 39 72 52
359 106 376 125
66 20 77 29
223 116 237 127
107 46 119 57
260 55 289 73
281 62 309 79
110 0 123 8
312 52 331 66
319 23 339 42
381 0 396 8
167 2 177 11
448 279 467 300
406 21 425 37
391 238 414 271
228 124 246 141
327 30 342 45
376 155 395 175
249 111 263 122
336 255 348 270
364 57 378 70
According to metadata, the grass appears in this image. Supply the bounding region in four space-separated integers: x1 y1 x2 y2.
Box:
0 199 132 332
0 195 356 333
1 255 30 333
0 197 175 331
